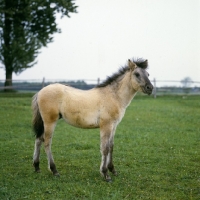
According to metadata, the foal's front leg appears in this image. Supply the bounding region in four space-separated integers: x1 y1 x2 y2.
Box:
100 124 116 182
107 126 117 176
100 138 111 181
107 139 117 176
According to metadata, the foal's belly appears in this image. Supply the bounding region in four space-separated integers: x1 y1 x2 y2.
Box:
62 110 100 129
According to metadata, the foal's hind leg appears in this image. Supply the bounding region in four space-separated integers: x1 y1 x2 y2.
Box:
43 122 59 176
33 136 43 172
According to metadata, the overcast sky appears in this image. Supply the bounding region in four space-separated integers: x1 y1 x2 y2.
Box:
0 0 200 86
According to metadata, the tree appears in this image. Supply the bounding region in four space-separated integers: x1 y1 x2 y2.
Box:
0 0 77 91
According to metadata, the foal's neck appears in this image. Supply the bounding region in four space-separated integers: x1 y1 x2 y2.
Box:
116 73 137 108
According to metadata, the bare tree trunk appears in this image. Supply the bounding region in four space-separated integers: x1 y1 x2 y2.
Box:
4 70 13 92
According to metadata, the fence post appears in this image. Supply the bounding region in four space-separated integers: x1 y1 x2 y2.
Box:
42 77 45 88
153 78 156 98
97 77 100 85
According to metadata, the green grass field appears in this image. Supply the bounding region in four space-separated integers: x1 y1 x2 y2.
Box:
0 94 199 199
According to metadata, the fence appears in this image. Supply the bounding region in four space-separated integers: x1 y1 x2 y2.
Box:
0 78 200 97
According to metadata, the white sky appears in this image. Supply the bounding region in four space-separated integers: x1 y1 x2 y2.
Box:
0 0 200 85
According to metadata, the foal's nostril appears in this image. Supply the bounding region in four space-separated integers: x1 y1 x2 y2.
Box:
145 84 153 91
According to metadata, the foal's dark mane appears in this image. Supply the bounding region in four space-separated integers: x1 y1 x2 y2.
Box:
96 58 148 88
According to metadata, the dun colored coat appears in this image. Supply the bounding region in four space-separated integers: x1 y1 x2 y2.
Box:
32 58 153 182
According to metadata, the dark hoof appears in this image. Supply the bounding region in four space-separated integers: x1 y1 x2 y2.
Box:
33 163 40 173
105 174 112 182
53 172 60 177
106 178 112 183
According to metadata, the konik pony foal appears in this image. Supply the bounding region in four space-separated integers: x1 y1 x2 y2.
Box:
32 58 153 181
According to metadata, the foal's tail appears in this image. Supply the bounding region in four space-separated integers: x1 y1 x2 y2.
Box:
32 93 44 138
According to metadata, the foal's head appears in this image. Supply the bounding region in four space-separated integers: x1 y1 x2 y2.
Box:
128 59 153 95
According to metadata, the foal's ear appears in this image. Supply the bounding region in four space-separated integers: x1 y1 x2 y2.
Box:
128 59 137 70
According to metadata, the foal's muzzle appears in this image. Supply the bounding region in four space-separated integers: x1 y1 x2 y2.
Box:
144 83 153 95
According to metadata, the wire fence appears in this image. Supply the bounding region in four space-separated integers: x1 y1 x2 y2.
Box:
0 78 200 97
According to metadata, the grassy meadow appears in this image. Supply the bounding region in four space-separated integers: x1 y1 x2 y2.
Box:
0 93 199 199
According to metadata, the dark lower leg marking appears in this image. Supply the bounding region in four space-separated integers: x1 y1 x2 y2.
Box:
101 153 112 181
33 161 40 173
107 145 117 175
50 161 59 176
108 163 114 172
108 164 117 176
102 166 111 182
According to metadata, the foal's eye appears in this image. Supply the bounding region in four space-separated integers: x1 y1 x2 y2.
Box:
135 73 140 78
